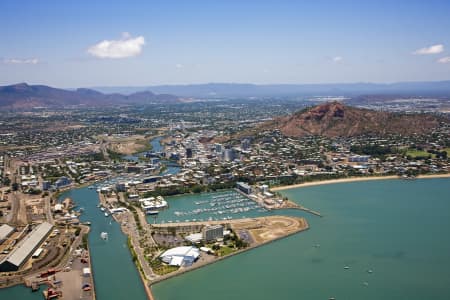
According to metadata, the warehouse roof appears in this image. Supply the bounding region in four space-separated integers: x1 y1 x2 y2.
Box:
1 222 52 268
0 224 14 242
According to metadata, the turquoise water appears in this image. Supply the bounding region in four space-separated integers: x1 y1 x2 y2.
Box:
59 187 148 300
147 190 271 224
0 186 148 299
0 285 42 299
2 178 450 300
0 187 148 299
152 178 450 300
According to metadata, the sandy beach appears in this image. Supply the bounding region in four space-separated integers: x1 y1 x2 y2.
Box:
271 173 450 191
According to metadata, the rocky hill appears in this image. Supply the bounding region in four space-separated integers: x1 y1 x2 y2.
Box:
259 102 445 137
0 83 180 110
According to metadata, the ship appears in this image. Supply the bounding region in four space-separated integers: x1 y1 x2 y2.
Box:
140 196 168 214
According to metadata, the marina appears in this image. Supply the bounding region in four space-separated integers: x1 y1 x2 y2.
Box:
147 190 271 224
152 178 450 300
1 177 450 300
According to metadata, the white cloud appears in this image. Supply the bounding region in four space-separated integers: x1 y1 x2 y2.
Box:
175 64 183 69
3 58 39 64
87 33 145 58
413 44 444 55
332 56 343 63
438 56 450 64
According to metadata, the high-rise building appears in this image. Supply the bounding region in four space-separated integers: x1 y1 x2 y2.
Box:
223 149 235 161
186 148 193 158
202 225 224 242
237 182 252 194
42 180 51 191
241 139 251 150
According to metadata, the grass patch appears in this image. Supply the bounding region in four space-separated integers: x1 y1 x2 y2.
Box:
406 149 434 159
149 259 179 275
81 233 89 250
217 245 237 257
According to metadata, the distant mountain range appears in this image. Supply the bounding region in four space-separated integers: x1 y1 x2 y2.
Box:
2 81 450 110
0 83 179 110
93 81 450 97
253 102 446 138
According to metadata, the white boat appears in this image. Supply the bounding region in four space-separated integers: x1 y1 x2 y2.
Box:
110 207 128 214
140 196 168 214
100 232 108 240
146 210 159 215
100 207 105 211
104 212 109 217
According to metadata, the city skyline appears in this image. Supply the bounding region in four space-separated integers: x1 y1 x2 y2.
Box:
1 0 450 87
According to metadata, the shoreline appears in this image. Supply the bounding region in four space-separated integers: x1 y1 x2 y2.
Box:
68 173 449 300
148 217 309 286
271 173 450 191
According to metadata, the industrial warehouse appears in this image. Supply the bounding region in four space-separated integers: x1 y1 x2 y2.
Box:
0 224 14 245
0 222 53 272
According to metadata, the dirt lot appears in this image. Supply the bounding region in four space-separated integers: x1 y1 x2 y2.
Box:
243 216 308 243
100 134 150 155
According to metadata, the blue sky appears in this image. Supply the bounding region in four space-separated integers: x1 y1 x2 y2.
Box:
1 0 450 87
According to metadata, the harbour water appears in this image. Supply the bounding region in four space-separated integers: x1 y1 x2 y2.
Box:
152 178 450 300
2 178 450 300
0 186 148 299
58 187 148 300
146 190 270 224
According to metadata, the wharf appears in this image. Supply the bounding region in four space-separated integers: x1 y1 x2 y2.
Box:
234 188 322 217
149 215 309 285
22 225 95 300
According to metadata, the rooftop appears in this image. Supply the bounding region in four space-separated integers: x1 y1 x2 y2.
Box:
1 222 53 268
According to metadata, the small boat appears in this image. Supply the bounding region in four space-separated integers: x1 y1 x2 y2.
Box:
146 210 159 215
83 221 91 226
104 212 109 217
100 232 108 240
100 207 105 211
367 269 373 274
344 266 350 270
